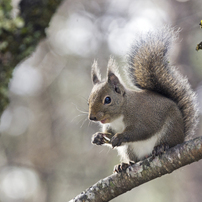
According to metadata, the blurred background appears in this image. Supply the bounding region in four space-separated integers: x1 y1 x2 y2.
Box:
0 0 202 201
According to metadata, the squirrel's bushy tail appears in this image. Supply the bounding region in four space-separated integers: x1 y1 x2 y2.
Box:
127 27 199 140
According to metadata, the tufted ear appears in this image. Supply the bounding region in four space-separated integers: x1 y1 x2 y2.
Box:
107 58 125 95
91 60 101 85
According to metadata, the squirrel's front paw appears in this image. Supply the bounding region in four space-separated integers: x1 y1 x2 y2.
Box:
91 132 105 145
111 134 123 148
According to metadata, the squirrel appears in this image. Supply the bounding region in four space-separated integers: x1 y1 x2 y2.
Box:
88 27 199 173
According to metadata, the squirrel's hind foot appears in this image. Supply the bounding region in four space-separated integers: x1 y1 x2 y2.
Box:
152 143 169 157
113 161 135 173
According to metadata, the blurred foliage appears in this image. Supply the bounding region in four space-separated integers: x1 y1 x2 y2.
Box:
196 41 202 51
0 0 62 116
196 20 202 51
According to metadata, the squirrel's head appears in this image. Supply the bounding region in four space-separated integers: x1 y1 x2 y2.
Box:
88 58 126 124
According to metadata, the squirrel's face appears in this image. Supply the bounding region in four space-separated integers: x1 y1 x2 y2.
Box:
88 68 125 124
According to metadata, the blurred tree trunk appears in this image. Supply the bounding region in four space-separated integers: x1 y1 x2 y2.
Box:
0 0 63 117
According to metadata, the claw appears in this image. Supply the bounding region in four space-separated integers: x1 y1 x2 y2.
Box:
103 135 110 143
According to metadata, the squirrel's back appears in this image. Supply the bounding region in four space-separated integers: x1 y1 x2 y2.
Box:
126 27 199 140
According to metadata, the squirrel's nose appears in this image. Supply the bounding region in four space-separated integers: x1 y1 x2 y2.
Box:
89 114 97 121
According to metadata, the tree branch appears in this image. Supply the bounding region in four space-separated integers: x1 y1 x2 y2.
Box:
70 136 202 202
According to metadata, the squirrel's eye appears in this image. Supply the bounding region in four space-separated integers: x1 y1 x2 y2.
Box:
104 96 111 104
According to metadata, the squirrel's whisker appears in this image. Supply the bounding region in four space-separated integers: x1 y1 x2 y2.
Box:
72 102 88 114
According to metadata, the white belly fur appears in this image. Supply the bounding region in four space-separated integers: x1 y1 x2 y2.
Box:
117 119 168 162
109 115 125 133
129 118 169 161
102 115 167 162
107 115 130 161
102 115 125 149
102 115 125 134
107 115 159 161
116 132 162 162
129 132 161 160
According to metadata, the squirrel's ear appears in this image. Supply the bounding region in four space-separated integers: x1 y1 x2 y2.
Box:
91 60 101 85
108 71 122 94
107 58 124 95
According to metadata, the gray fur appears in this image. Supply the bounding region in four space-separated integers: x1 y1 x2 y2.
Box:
89 27 199 166
127 27 199 140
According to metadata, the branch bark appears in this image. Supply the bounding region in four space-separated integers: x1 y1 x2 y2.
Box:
70 136 202 202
